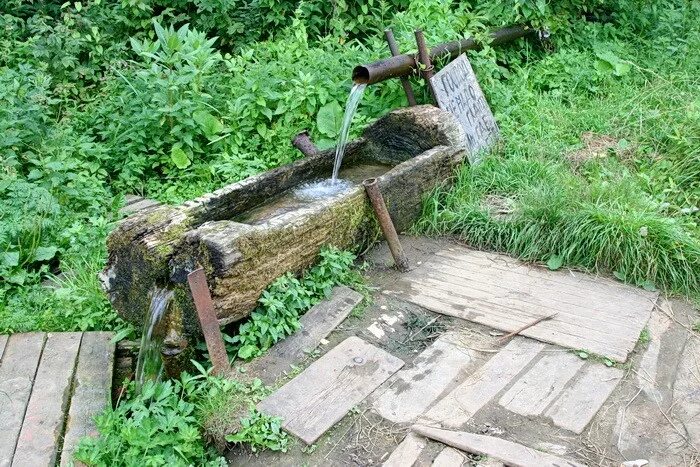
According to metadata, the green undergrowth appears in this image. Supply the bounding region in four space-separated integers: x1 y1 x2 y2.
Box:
418 8 700 300
225 246 365 360
74 365 285 466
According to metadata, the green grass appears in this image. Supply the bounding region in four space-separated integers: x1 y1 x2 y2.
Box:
417 30 700 300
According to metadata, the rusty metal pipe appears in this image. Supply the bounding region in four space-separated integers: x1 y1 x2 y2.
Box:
363 178 410 272
385 29 417 106
187 268 230 376
291 130 318 157
352 25 533 85
414 29 436 103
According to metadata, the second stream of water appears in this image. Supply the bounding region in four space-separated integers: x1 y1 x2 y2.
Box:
134 287 173 391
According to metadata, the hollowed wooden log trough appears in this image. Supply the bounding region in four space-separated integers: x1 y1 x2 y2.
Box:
101 106 467 339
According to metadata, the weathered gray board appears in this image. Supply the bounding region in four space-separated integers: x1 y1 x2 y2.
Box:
382 432 427 467
396 246 656 362
431 54 499 164
243 286 363 384
373 333 476 423
258 336 404 444
0 331 114 467
413 425 585 467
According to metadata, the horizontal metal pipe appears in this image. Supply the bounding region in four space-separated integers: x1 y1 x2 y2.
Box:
291 130 318 157
352 25 533 85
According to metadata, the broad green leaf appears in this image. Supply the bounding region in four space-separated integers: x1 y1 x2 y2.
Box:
546 254 564 271
2 251 20 268
193 111 224 139
170 146 191 169
34 246 58 262
316 101 343 138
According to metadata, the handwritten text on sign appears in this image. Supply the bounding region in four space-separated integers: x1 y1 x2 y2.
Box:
431 54 499 163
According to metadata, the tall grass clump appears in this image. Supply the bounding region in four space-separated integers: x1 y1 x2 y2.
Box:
418 154 700 298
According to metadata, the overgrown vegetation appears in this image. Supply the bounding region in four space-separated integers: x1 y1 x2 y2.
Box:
228 246 363 360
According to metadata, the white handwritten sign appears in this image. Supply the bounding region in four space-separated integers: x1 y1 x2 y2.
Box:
431 54 499 164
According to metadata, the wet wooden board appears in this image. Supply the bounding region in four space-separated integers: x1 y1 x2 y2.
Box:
419 338 544 428
413 425 586 467
245 286 363 384
373 334 476 423
396 246 656 362
0 333 46 466
499 352 585 417
60 332 116 466
13 333 82 466
258 336 404 444
382 432 427 467
546 363 623 434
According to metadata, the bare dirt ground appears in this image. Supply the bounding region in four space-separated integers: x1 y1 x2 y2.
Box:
227 236 700 466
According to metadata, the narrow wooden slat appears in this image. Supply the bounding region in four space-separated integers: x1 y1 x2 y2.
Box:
412 425 586 467
419 338 544 428
0 333 46 466
13 333 82 467
545 363 623 434
432 446 467 467
246 286 363 384
382 432 426 467
499 352 585 417
60 332 115 466
258 336 404 444
373 334 476 423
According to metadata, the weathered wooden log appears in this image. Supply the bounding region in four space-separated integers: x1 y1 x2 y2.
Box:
101 106 467 335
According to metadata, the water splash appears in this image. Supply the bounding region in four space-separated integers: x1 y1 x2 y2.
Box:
294 178 353 201
331 83 367 180
134 287 173 392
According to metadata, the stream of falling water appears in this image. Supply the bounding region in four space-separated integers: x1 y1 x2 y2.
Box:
331 83 367 181
134 287 173 392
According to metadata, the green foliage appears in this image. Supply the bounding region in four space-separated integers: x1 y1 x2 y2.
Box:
74 371 229 466
225 408 289 453
229 246 361 360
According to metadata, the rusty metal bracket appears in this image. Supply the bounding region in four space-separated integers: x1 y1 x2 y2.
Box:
291 130 319 157
363 178 410 272
414 30 436 104
385 29 417 106
187 268 230 376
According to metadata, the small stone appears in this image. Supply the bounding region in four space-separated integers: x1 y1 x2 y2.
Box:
319 338 329 346
367 323 385 339
380 305 388 310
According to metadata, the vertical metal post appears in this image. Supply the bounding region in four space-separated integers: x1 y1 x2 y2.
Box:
414 29 436 103
363 178 410 272
385 29 417 106
187 268 230 376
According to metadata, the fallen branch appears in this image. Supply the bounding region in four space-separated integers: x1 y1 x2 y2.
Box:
496 313 558 344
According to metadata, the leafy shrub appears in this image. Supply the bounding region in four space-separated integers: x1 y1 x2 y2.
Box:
225 409 289 453
229 246 361 360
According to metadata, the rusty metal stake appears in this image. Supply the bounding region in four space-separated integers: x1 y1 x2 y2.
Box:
363 178 410 272
414 29 436 103
187 268 230 376
385 29 417 106
291 130 318 157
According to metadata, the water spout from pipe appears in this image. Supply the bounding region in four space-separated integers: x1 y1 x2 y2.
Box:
134 287 173 391
331 83 367 181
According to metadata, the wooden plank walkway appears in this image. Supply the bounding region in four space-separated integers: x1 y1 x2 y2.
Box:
0 332 114 467
396 245 657 362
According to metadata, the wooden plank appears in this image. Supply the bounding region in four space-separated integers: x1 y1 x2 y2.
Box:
0 335 7 361
406 290 631 362
419 338 544 428
413 425 585 467
499 352 585 417
258 336 404 444
432 446 466 467
382 432 427 467
545 363 623 434
13 333 82 467
436 248 655 304
373 334 476 423
60 332 115 466
0 333 46 466
247 286 363 384
421 261 647 331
